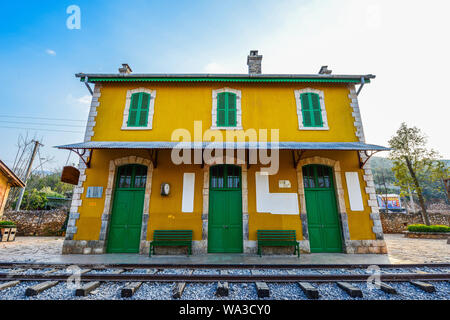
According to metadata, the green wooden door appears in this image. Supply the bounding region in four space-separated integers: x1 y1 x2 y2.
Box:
303 165 342 253
208 165 243 253
107 164 147 253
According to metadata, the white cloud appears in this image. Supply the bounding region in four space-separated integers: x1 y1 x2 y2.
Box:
203 62 229 73
241 0 450 157
77 95 91 106
45 49 56 56
67 94 91 107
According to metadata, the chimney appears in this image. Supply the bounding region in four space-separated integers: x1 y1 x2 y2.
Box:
247 50 262 74
119 63 132 74
318 65 332 75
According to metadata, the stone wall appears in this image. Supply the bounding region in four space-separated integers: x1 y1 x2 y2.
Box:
380 212 449 233
1 209 68 236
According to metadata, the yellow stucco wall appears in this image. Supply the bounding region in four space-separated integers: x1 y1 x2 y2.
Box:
0 174 11 217
74 150 374 242
92 82 359 143
72 82 376 244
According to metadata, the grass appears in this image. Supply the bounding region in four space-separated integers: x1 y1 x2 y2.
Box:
407 224 450 233
0 220 16 227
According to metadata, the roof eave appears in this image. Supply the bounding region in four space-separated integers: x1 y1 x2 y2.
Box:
75 73 375 83
0 160 25 188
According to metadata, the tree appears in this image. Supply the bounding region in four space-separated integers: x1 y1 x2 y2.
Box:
16 188 47 210
388 123 449 225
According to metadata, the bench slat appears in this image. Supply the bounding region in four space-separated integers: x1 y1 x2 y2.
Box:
150 230 193 257
257 229 299 258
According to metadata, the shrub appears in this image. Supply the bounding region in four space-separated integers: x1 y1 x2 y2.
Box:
407 224 450 233
18 188 48 210
0 221 16 227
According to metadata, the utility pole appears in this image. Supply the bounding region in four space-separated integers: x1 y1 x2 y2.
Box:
14 140 43 211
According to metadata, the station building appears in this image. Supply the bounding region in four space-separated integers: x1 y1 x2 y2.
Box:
58 51 388 255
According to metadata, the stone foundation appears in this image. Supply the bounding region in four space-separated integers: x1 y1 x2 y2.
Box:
152 246 190 255
344 240 388 254
62 239 151 254
380 212 449 233
2 209 68 236
62 240 105 254
62 238 388 255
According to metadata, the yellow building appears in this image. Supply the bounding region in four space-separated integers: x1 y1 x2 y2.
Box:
58 51 388 255
0 160 25 217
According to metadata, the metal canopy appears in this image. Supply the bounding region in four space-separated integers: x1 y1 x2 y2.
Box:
55 141 389 151
76 73 375 84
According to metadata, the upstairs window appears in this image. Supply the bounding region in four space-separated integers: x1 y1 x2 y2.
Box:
128 92 150 127
211 88 242 130
217 92 237 127
294 88 329 130
300 93 322 127
121 88 156 130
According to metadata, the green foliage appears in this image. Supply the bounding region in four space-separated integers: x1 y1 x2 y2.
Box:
7 169 73 210
19 188 48 210
388 123 449 225
407 224 450 233
0 221 16 227
26 171 73 197
39 186 65 198
371 156 449 202
388 123 448 198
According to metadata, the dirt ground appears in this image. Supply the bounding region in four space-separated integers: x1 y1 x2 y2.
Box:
0 234 448 264
383 233 449 264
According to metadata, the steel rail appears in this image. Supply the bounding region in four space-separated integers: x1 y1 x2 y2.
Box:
0 262 448 270
0 272 448 283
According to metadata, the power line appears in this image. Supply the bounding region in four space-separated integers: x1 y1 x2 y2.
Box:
0 115 85 122
0 120 85 127
0 126 84 133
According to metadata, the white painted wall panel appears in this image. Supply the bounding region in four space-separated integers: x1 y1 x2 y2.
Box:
182 173 195 212
255 172 299 215
345 172 364 211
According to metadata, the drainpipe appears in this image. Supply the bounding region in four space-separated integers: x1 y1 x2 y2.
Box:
356 77 365 96
84 77 93 96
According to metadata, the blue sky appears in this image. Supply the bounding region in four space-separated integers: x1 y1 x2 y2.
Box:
0 0 449 172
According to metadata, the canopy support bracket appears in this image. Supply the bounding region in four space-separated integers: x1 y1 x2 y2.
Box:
356 77 365 96
68 148 92 169
246 149 250 169
358 150 381 169
84 77 93 96
292 150 304 169
201 151 204 169
147 149 158 169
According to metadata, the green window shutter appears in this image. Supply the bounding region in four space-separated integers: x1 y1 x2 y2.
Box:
216 92 237 127
127 92 150 127
310 93 323 126
217 93 226 126
227 93 237 126
127 94 139 126
138 93 150 126
300 93 322 127
300 93 312 127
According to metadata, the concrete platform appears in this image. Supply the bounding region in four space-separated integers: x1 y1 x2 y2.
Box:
0 252 392 266
1 235 448 266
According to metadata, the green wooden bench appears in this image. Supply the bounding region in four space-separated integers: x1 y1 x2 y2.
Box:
149 230 193 257
257 230 299 258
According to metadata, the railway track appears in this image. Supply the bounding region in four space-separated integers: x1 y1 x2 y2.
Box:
0 262 448 269
0 263 448 300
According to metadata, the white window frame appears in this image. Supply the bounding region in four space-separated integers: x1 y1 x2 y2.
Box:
121 88 156 130
211 88 243 130
294 88 329 130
